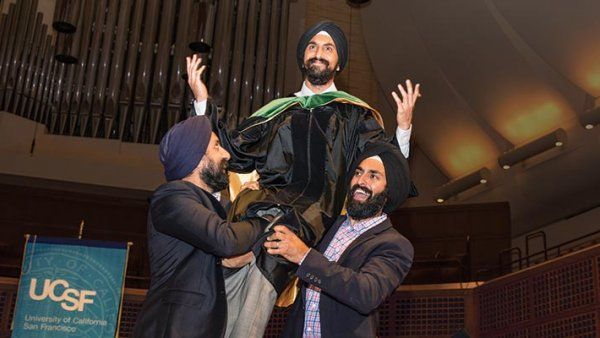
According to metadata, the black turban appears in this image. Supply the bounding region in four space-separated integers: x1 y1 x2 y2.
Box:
296 21 348 72
348 141 419 213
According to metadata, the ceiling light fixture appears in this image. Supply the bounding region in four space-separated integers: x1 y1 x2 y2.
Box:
347 0 371 7
434 168 491 203
580 106 600 129
498 128 566 170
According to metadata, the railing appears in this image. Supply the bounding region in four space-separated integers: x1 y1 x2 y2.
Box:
525 230 548 266
498 246 522 274
498 228 600 275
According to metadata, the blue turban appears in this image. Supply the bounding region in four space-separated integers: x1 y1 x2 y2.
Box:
159 116 212 181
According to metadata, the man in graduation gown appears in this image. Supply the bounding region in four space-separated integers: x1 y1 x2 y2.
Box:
186 21 421 337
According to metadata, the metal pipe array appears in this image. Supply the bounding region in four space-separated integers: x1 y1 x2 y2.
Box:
0 0 291 144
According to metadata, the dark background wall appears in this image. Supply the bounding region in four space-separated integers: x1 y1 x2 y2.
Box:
0 175 150 288
391 202 511 283
0 174 511 286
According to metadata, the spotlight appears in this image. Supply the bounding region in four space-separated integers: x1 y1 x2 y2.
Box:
434 168 491 203
498 128 566 170
52 3 80 65
347 0 371 7
183 42 212 80
188 41 211 53
54 54 78 64
53 21 76 34
580 106 600 129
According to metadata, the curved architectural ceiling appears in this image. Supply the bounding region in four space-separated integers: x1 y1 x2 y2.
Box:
361 0 600 234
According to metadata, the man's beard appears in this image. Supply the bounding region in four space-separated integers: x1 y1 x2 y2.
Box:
346 184 387 220
304 58 336 86
200 158 229 192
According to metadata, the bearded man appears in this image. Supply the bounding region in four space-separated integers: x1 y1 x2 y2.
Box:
133 116 269 338
185 21 420 337
266 141 414 338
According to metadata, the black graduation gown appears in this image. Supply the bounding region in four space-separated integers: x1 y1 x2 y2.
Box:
206 99 395 293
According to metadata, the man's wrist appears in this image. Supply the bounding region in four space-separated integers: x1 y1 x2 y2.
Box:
395 125 412 158
395 125 412 142
193 99 207 116
298 248 311 265
396 123 412 132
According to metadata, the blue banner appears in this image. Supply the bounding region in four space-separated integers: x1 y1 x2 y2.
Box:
12 236 129 338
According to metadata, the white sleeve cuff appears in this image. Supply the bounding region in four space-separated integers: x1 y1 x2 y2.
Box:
395 125 412 158
193 99 207 116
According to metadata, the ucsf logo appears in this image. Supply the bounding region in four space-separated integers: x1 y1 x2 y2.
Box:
28 278 96 312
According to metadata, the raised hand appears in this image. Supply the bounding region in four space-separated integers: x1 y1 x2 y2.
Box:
186 54 208 101
391 80 421 130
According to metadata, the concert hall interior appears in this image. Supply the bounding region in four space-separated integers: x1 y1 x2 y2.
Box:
0 0 598 337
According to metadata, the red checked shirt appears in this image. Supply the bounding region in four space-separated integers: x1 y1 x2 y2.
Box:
301 214 388 337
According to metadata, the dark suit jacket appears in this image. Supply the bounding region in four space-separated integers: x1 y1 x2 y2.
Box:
133 181 264 338
282 216 414 338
